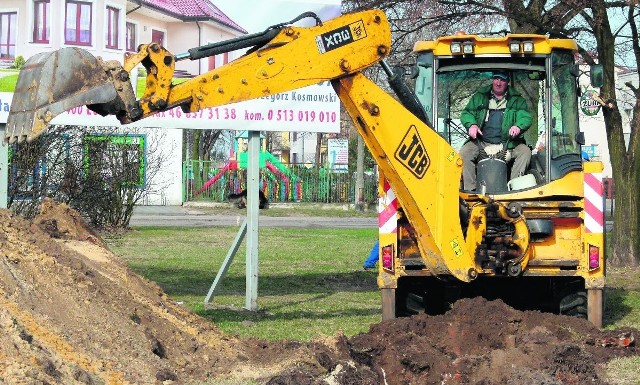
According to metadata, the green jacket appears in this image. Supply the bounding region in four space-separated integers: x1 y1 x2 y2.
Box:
460 85 532 149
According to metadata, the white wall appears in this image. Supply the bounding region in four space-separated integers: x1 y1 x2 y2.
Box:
290 132 321 164
139 127 183 205
580 112 610 176
0 92 184 205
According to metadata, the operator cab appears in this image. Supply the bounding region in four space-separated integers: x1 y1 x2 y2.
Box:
411 34 585 194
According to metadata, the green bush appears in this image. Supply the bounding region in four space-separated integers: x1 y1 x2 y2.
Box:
11 55 25 70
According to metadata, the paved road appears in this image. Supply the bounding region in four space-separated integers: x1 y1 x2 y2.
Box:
130 205 377 228
130 204 612 230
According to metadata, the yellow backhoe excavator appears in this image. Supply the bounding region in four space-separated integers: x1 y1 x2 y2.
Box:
5 9 605 326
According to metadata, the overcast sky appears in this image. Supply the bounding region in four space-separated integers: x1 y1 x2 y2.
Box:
214 0 341 33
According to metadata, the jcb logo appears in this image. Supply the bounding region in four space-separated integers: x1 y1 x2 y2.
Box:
395 125 430 179
315 21 366 54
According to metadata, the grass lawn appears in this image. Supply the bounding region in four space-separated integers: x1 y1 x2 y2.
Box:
105 225 640 382
0 72 19 92
106 226 380 341
602 265 640 384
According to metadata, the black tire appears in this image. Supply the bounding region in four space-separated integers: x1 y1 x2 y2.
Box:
559 291 588 319
405 293 426 314
396 289 425 317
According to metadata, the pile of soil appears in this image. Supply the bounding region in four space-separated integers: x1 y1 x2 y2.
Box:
1 200 638 384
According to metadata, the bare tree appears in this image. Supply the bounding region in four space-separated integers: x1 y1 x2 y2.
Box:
345 0 500 66
8 125 172 229
437 0 639 265
347 0 639 265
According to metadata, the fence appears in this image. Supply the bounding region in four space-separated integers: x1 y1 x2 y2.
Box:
183 161 378 205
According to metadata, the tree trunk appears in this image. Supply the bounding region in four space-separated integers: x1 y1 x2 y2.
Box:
610 172 640 267
355 135 365 211
591 0 640 266
607 89 640 266
315 133 322 166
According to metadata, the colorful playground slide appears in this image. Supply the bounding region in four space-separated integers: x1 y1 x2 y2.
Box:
192 152 301 201
192 161 235 197
263 152 302 201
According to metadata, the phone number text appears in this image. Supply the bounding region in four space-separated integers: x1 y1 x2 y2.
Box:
65 106 338 124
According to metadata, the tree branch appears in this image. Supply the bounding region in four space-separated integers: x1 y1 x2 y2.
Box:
628 4 640 84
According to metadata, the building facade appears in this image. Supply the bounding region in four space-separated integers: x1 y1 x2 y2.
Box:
1 0 246 73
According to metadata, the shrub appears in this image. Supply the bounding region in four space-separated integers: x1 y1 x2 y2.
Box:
12 56 26 70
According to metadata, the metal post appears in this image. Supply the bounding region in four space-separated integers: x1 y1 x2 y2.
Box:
245 130 260 311
355 135 365 211
0 124 8 209
204 219 247 305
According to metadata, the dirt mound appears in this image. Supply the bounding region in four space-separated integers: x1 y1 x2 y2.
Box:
1 202 638 384
33 198 106 245
0 206 328 384
345 298 638 385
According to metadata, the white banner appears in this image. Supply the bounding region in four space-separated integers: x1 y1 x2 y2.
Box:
2 84 339 131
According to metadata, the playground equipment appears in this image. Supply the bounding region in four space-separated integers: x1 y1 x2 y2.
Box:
190 149 302 201
191 160 237 198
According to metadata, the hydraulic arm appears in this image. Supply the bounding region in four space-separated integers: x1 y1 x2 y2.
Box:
6 10 390 141
6 9 497 282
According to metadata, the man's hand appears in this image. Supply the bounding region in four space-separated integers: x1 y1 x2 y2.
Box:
469 124 483 139
509 126 521 137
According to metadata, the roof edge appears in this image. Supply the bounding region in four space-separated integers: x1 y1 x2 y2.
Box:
132 1 247 35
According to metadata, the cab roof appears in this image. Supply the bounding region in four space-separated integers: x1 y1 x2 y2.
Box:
414 33 577 55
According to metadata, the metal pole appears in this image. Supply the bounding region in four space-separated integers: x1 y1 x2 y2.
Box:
245 130 260 311
204 219 247 305
355 135 365 211
0 124 8 209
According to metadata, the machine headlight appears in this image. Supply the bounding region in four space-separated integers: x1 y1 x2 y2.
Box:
522 40 534 53
450 42 462 54
463 41 474 54
509 41 521 53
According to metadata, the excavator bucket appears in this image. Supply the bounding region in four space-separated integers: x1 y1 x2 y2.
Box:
5 47 118 143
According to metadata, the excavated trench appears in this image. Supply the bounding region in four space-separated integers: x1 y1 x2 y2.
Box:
0 200 637 384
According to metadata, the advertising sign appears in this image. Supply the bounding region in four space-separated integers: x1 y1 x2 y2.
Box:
580 89 602 117
327 138 348 172
0 87 340 133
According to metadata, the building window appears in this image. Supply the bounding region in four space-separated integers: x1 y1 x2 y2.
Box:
151 29 164 46
33 0 50 43
125 22 136 52
0 12 17 59
208 52 229 70
65 0 92 45
106 6 119 49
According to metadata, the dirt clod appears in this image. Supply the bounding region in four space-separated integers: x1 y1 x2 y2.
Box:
1 202 639 384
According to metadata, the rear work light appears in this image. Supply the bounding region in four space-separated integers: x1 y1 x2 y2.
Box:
522 40 534 53
462 41 474 54
588 244 600 270
381 244 394 272
450 41 462 54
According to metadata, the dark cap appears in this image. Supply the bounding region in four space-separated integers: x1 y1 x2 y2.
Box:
492 71 509 81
